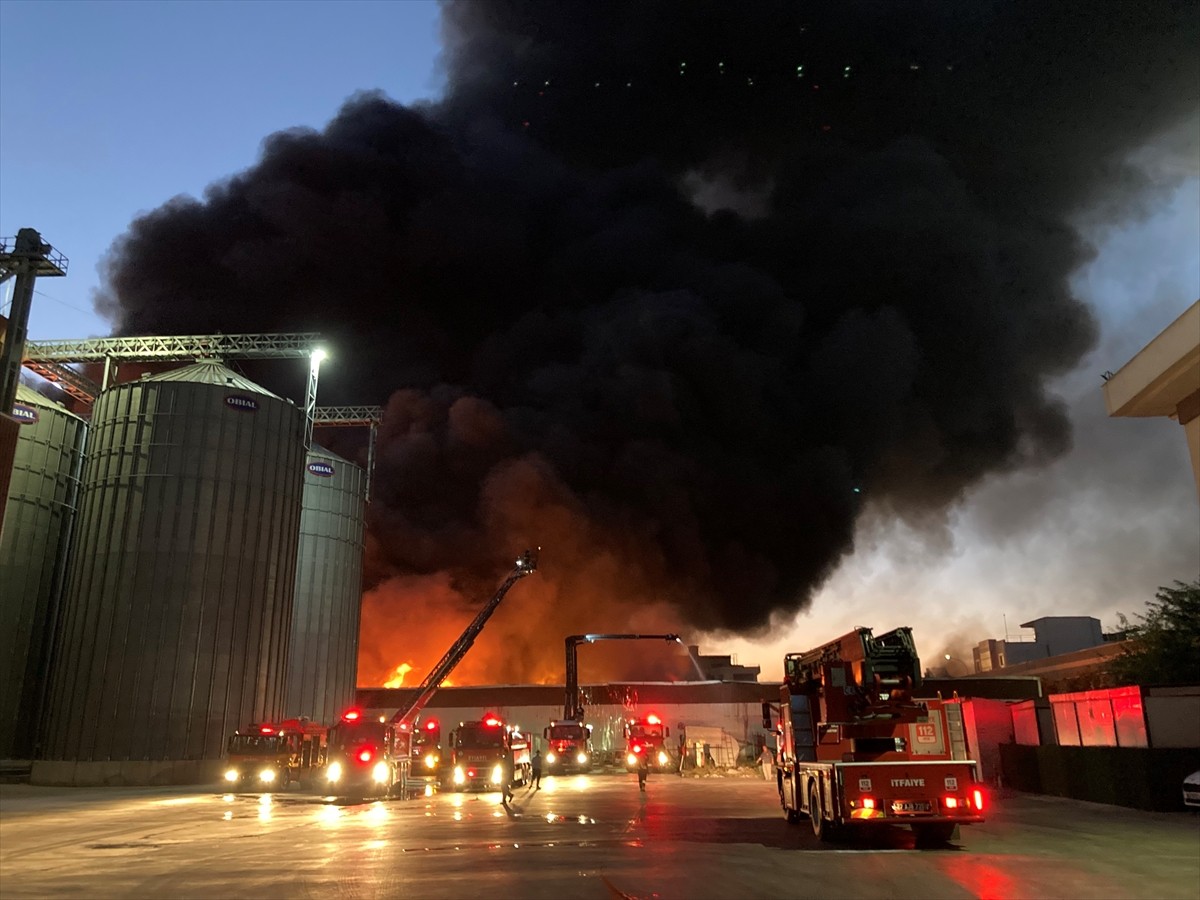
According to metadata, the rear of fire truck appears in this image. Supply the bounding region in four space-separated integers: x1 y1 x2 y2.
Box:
449 715 531 792
770 627 987 846
624 714 671 771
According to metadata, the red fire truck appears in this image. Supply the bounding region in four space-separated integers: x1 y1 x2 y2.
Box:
411 717 444 780
766 626 986 846
321 708 406 800
449 714 531 793
624 713 672 771
544 719 593 774
224 717 328 789
320 549 539 800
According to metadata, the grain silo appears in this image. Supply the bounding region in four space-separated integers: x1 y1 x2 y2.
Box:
0 384 88 760
286 446 366 725
39 361 305 782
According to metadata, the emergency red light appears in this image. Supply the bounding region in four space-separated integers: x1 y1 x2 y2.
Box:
259 725 275 735
342 709 361 721
632 744 644 754
972 788 985 812
426 720 438 731
646 714 661 725
484 716 501 727
944 797 958 809
358 748 373 763
862 797 875 810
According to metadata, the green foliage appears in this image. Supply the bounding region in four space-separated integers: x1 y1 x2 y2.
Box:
1108 580 1200 687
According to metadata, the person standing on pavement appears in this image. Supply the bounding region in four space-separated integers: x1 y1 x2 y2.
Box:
531 750 543 789
758 744 775 782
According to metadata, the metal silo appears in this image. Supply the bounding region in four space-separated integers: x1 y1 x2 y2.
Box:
0 384 88 760
286 446 366 725
40 362 305 777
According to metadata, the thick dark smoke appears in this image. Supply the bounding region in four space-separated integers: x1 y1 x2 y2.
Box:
95 1 1199 636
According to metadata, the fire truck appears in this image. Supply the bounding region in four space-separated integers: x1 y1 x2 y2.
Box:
410 717 444 781
224 717 328 789
322 549 539 799
322 708 407 799
550 633 682 773
449 714 531 792
625 713 672 771
543 719 593 774
765 626 986 846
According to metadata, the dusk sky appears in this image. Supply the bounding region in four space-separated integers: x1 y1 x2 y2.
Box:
2 0 1196 682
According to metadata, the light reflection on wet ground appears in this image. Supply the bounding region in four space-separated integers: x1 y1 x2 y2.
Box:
2 778 1197 899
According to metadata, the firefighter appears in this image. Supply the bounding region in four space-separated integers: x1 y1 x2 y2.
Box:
531 750 543 789
636 752 649 792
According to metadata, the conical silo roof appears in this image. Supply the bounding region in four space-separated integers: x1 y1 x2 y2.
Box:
144 360 285 399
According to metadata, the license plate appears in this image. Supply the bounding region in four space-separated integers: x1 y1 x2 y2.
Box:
892 800 931 813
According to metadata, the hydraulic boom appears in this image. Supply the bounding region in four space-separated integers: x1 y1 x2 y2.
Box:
390 549 539 731
564 633 682 720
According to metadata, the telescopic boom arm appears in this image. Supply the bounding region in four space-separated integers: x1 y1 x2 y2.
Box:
390 549 539 729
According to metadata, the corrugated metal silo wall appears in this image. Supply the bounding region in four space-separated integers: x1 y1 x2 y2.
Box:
0 391 88 759
41 376 305 762
286 448 366 725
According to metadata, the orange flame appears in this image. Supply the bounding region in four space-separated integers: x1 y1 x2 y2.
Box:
382 662 414 688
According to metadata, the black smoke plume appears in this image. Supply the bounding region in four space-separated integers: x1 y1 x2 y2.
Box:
95 1 1199 635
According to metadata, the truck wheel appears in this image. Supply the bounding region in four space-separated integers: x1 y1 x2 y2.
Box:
809 782 835 842
913 823 957 847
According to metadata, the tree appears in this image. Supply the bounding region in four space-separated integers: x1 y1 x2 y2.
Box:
1108 580 1200 687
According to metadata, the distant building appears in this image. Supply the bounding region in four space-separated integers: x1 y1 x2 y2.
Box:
687 645 761 682
972 616 1106 673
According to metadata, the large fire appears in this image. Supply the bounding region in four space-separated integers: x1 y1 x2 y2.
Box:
357 453 702 688
382 662 413 688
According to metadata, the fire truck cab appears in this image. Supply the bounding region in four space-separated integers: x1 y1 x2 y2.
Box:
449 714 531 792
769 627 986 846
322 708 408 800
624 714 671 770
544 720 593 773
411 717 444 780
224 718 328 789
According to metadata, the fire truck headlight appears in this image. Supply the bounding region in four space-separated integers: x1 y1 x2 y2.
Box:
577 753 588 765
372 762 391 784
627 754 637 767
424 754 437 769
657 751 668 766
326 762 343 783
224 769 239 782
546 752 557 764
259 768 276 783
453 766 465 785
491 764 504 785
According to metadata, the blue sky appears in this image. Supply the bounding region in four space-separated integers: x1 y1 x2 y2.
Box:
3 1 1196 678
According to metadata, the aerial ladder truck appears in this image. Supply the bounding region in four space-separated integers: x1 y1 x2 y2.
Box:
764 626 986 846
322 549 539 800
546 633 683 772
